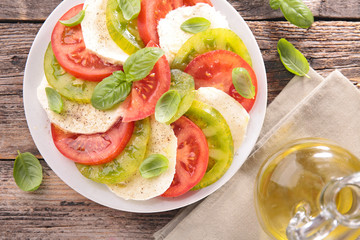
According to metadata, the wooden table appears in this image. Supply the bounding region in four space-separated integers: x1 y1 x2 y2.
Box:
1 0 359 238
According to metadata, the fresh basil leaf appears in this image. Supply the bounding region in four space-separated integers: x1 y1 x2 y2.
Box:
45 87 64 114
269 0 281 9
117 0 141 21
139 154 169 178
13 151 43 192
123 47 164 82
91 71 132 110
59 10 85 27
277 38 310 78
232 68 256 99
155 90 181 123
180 17 211 34
167 90 196 124
275 0 313 28
165 69 195 124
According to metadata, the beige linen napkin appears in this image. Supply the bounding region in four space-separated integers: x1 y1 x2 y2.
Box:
154 69 360 240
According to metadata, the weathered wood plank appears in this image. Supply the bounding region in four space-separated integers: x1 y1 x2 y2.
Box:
1 21 359 159
0 0 360 21
0 160 179 239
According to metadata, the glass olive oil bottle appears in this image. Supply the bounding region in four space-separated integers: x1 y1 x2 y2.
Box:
255 138 360 240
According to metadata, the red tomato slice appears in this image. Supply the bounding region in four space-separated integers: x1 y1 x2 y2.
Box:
137 0 211 45
183 0 213 6
121 41 171 122
137 0 173 45
162 116 209 198
51 4 122 82
185 50 258 112
51 120 135 165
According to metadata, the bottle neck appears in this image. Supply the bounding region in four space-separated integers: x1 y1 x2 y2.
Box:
286 172 360 240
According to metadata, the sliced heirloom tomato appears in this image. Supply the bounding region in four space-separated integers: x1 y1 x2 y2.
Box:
162 116 209 197
51 120 134 165
121 41 171 122
76 118 150 184
137 0 212 45
51 4 122 82
106 0 144 54
185 100 234 190
185 50 258 112
171 28 252 71
44 43 97 103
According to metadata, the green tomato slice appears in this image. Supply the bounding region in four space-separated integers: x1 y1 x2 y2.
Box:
76 118 151 184
171 28 252 71
44 43 97 103
185 100 234 190
106 0 144 55
166 69 195 124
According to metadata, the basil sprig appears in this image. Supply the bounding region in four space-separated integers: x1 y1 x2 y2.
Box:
59 10 85 27
13 151 43 191
91 72 132 110
277 38 310 78
180 17 211 34
270 0 313 29
232 68 255 99
139 154 169 178
45 87 64 114
124 47 164 82
155 90 182 123
91 47 164 110
117 0 141 21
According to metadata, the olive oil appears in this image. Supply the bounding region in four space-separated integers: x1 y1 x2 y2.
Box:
255 139 360 240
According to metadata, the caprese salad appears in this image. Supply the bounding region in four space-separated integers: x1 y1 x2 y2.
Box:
37 0 257 200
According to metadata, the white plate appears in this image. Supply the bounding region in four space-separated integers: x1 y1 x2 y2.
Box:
23 0 267 213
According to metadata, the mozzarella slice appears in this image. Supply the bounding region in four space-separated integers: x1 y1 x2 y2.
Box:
195 87 250 151
158 3 229 63
107 116 177 200
82 0 128 64
37 77 123 134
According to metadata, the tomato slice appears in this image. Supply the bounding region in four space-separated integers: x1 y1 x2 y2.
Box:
185 100 233 190
183 0 213 6
137 0 211 45
185 50 258 112
137 0 172 45
76 118 150 184
51 4 122 82
44 43 97 103
121 41 171 122
162 116 209 197
51 120 135 165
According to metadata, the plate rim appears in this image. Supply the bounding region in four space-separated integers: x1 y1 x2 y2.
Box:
23 0 267 213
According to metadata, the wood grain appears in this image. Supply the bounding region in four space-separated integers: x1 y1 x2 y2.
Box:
1 21 359 159
0 161 179 239
1 0 360 21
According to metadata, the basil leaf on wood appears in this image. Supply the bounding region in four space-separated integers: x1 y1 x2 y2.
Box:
117 0 141 21
124 47 164 82
269 0 281 9
155 90 181 123
277 38 310 78
59 10 85 27
139 154 169 178
269 0 313 28
180 17 211 34
91 71 132 110
13 151 43 191
45 87 64 114
232 68 256 99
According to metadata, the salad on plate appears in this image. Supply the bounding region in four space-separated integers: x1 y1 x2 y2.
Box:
31 0 263 206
